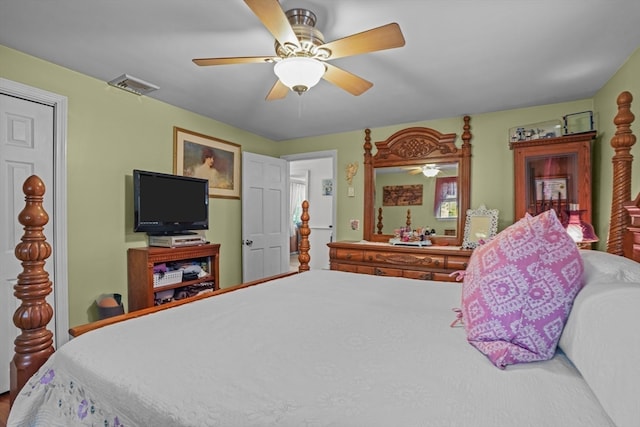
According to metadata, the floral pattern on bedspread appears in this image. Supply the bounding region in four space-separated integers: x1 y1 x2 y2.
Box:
10 365 127 426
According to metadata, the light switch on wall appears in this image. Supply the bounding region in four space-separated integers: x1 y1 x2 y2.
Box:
347 186 355 197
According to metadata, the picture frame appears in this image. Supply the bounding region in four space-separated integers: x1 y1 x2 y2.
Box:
563 110 594 135
534 176 568 201
382 184 423 206
173 127 241 199
462 205 499 249
322 179 334 196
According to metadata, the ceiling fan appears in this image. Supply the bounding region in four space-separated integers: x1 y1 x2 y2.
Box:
193 0 405 100
402 164 441 177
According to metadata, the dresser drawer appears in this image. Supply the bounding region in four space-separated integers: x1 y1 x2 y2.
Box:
372 266 404 277
432 271 460 282
356 265 376 275
333 248 364 262
402 270 434 281
447 255 470 270
332 263 359 273
365 251 445 268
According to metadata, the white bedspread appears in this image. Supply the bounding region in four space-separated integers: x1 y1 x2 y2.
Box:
9 270 615 427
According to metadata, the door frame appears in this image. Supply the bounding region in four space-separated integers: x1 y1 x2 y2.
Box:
0 78 69 347
281 150 337 234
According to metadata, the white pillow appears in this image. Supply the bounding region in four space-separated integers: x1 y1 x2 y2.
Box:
559 251 640 427
579 249 640 283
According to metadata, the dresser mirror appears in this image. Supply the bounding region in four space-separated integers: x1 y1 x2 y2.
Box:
374 162 460 235
363 118 472 246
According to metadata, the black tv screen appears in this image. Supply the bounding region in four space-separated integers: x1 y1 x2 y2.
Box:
133 169 209 235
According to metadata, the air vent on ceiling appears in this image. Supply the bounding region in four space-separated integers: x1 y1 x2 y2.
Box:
107 74 159 96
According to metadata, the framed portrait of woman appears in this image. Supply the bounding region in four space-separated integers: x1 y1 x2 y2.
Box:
173 127 241 199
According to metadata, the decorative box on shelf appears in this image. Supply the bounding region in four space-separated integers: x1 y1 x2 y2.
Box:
563 111 594 135
509 120 562 144
153 270 183 288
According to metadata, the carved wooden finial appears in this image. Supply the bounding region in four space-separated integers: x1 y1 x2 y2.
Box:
461 115 472 150
607 91 636 255
377 207 383 235
298 200 310 272
10 175 55 405
364 128 372 163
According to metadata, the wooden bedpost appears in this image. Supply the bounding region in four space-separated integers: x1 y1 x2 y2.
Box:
607 91 636 255
10 175 55 405
377 207 383 235
298 200 310 272
363 128 374 240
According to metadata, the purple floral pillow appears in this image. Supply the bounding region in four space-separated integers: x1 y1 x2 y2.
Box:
461 209 584 369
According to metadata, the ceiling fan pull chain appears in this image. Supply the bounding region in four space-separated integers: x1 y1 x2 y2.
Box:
298 95 304 118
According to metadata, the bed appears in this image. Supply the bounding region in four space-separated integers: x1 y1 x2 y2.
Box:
7 92 639 427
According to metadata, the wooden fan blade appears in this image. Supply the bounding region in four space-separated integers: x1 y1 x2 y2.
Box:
319 23 405 60
265 79 289 101
244 0 300 49
408 169 423 175
193 56 276 66
323 63 373 96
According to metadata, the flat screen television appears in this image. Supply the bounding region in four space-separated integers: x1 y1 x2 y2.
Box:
133 169 209 235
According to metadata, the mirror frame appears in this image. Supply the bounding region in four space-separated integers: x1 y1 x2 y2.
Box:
461 205 499 249
363 116 472 245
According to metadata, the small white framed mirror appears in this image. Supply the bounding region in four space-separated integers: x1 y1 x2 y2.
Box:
462 205 499 249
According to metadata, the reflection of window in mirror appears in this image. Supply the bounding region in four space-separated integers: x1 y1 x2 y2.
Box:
434 176 458 219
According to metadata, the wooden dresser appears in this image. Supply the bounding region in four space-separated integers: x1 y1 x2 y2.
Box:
339 121 474 283
328 241 472 282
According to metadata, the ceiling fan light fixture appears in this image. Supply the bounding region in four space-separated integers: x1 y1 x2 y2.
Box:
422 165 440 177
274 57 326 95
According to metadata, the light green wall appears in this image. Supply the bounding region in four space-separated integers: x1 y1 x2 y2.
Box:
2 43 639 326
1 45 277 327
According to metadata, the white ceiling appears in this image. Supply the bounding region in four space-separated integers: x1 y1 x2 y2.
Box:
2 0 639 141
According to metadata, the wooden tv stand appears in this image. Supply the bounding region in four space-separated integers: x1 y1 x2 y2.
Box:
127 243 220 311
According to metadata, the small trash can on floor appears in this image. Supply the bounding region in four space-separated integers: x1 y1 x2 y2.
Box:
96 293 125 320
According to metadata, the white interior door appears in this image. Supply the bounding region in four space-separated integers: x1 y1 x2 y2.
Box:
0 93 55 393
241 152 288 282
0 79 69 395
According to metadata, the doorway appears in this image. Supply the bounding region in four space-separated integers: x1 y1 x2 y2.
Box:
282 150 337 270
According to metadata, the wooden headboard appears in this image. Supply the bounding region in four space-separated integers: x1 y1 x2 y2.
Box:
8 91 638 405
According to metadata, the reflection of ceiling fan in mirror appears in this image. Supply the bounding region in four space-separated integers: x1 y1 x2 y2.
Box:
193 0 405 100
402 164 441 177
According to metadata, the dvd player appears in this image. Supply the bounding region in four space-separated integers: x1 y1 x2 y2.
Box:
148 234 206 248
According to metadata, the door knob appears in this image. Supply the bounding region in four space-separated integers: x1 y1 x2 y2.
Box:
243 239 253 246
